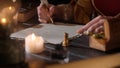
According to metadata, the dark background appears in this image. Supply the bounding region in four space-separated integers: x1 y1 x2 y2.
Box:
21 0 71 9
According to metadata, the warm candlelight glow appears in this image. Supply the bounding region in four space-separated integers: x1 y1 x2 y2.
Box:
0 0 24 64
1 18 7 24
12 0 16 3
2 6 15 16
9 6 12 10
8 6 15 13
31 33 36 41
25 33 45 53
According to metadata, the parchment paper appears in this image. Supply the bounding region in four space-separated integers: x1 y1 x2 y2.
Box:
11 23 83 44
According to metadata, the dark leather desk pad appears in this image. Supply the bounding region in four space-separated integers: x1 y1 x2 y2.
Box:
34 35 119 64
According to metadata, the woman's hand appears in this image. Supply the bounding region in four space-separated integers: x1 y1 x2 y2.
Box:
77 13 120 35
37 3 55 23
77 15 105 34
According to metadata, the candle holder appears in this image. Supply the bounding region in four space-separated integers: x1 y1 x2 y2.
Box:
0 0 25 65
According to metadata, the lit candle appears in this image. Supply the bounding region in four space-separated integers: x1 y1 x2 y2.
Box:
0 18 7 25
0 18 9 28
25 33 45 53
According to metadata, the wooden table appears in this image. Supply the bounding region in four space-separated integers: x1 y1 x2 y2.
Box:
0 17 120 68
0 34 120 68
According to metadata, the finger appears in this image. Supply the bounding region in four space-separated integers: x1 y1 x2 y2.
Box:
37 5 41 17
37 3 45 14
87 19 104 33
37 5 51 23
77 15 103 34
37 3 50 17
37 5 47 18
38 13 49 21
38 18 47 23
83 15 103 30
94 26 104 33
49 5 55 16
76 27 85 34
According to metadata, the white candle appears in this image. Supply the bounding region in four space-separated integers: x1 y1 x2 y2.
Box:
25 33 45 53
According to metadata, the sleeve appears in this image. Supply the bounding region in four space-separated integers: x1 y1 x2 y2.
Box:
74 0 93 24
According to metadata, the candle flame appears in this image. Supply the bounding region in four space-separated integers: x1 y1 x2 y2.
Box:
1 18 7 24
9 6 12 10
31 33 36 41
12 0 16 3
